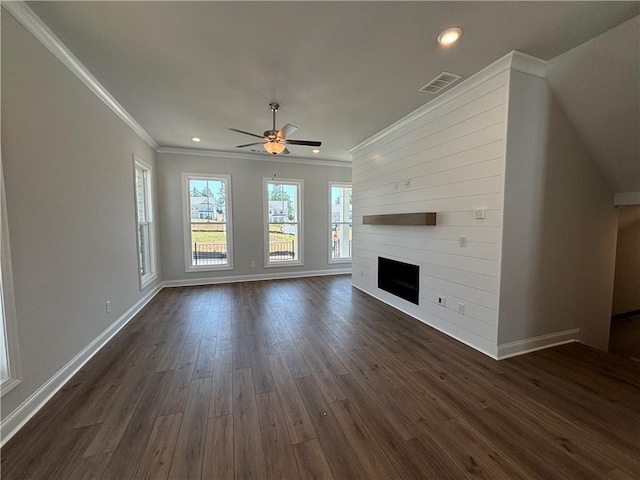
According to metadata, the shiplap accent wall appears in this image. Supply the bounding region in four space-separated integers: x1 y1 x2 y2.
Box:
351 52 545 357
351 65 514 358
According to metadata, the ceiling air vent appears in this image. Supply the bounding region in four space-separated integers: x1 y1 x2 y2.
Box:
419 72 462 95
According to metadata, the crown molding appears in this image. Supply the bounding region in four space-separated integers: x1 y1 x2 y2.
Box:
349 50 547 155
157 147 352 168
3 1 159 150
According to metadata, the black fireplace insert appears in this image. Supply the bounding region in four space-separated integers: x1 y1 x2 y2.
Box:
378 257 419 305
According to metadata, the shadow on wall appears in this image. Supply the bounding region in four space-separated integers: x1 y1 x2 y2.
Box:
531 90 618 349
497 73 617 352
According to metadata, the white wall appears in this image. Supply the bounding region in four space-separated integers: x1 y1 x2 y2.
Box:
351 59 512 357
157 151 351 283
352 51 619 358
498 70 618 353
1 12 160 425
612 205 640 316
546 16 640 195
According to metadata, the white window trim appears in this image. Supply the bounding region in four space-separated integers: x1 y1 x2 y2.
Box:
182 172 234 273
263 177 304 268
133 155 158 290
0 163 22 396
329 182 352 264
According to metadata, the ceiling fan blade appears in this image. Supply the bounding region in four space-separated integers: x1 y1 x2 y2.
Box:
235 142 263 148
285 139 322 147
277 124 298 139
229 128 264 139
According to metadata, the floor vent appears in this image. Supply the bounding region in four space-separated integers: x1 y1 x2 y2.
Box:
419 72 462 94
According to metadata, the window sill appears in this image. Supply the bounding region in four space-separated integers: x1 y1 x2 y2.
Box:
264 261 304 268
185 264 234 274
329 258 352 265
140 272 158 290
1 376 21 397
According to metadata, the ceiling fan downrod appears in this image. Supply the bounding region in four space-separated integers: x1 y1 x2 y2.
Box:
269 103 279 132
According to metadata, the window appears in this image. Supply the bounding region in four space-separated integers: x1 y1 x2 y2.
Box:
0 168 21 396
183 173 233 272
264 178 303 267
134 157 157 289
329 182 352 263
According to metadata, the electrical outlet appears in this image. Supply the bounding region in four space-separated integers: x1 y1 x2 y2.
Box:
404 179 411 188
105 300 111 313
459 236 467 247
438 296 446 307
250 261 256 268
474 208 487 219
457 302 465 314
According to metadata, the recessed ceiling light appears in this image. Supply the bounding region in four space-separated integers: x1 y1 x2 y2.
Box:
191 137 201 142
312 149 320 154
437 27 462 46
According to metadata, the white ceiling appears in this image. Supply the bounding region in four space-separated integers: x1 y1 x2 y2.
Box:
27 1 639 164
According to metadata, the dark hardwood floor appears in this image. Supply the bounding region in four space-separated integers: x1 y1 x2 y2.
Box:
2 275 639 479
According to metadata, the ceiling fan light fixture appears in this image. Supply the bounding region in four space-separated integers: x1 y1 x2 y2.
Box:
264 141 286 155
437 27 462 46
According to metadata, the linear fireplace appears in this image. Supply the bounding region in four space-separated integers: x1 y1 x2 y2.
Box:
378 257 419 305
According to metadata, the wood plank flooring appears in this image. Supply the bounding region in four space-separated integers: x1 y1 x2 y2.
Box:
2 275 639 479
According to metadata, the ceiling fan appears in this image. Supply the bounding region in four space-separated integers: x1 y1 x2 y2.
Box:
229 103 321 155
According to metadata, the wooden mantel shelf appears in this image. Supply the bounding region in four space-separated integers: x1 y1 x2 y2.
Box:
362 212 437 226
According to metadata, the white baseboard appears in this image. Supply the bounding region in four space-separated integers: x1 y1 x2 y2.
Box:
496 328 580 359
0 284 163 447
351 284 499 359
163 268 351 287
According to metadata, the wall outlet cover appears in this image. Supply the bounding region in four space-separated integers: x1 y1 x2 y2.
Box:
438 296 446 307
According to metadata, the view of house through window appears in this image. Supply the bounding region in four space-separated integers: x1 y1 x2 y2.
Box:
185 174 232 270
265 180 302 265
330 183 352 262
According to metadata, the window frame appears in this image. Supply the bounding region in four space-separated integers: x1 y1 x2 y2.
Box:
182 172 234 273
0 164 22 397
133 156 157 290
328 182 353 264
263 177 304 268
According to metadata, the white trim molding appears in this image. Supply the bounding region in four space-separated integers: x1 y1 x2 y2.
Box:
133 155 159 290
2 1 158 150
0 157 22 397
0 284 162 447
157 147 352 168
496 328 580 359
162 268 351 288
349 50 547 155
